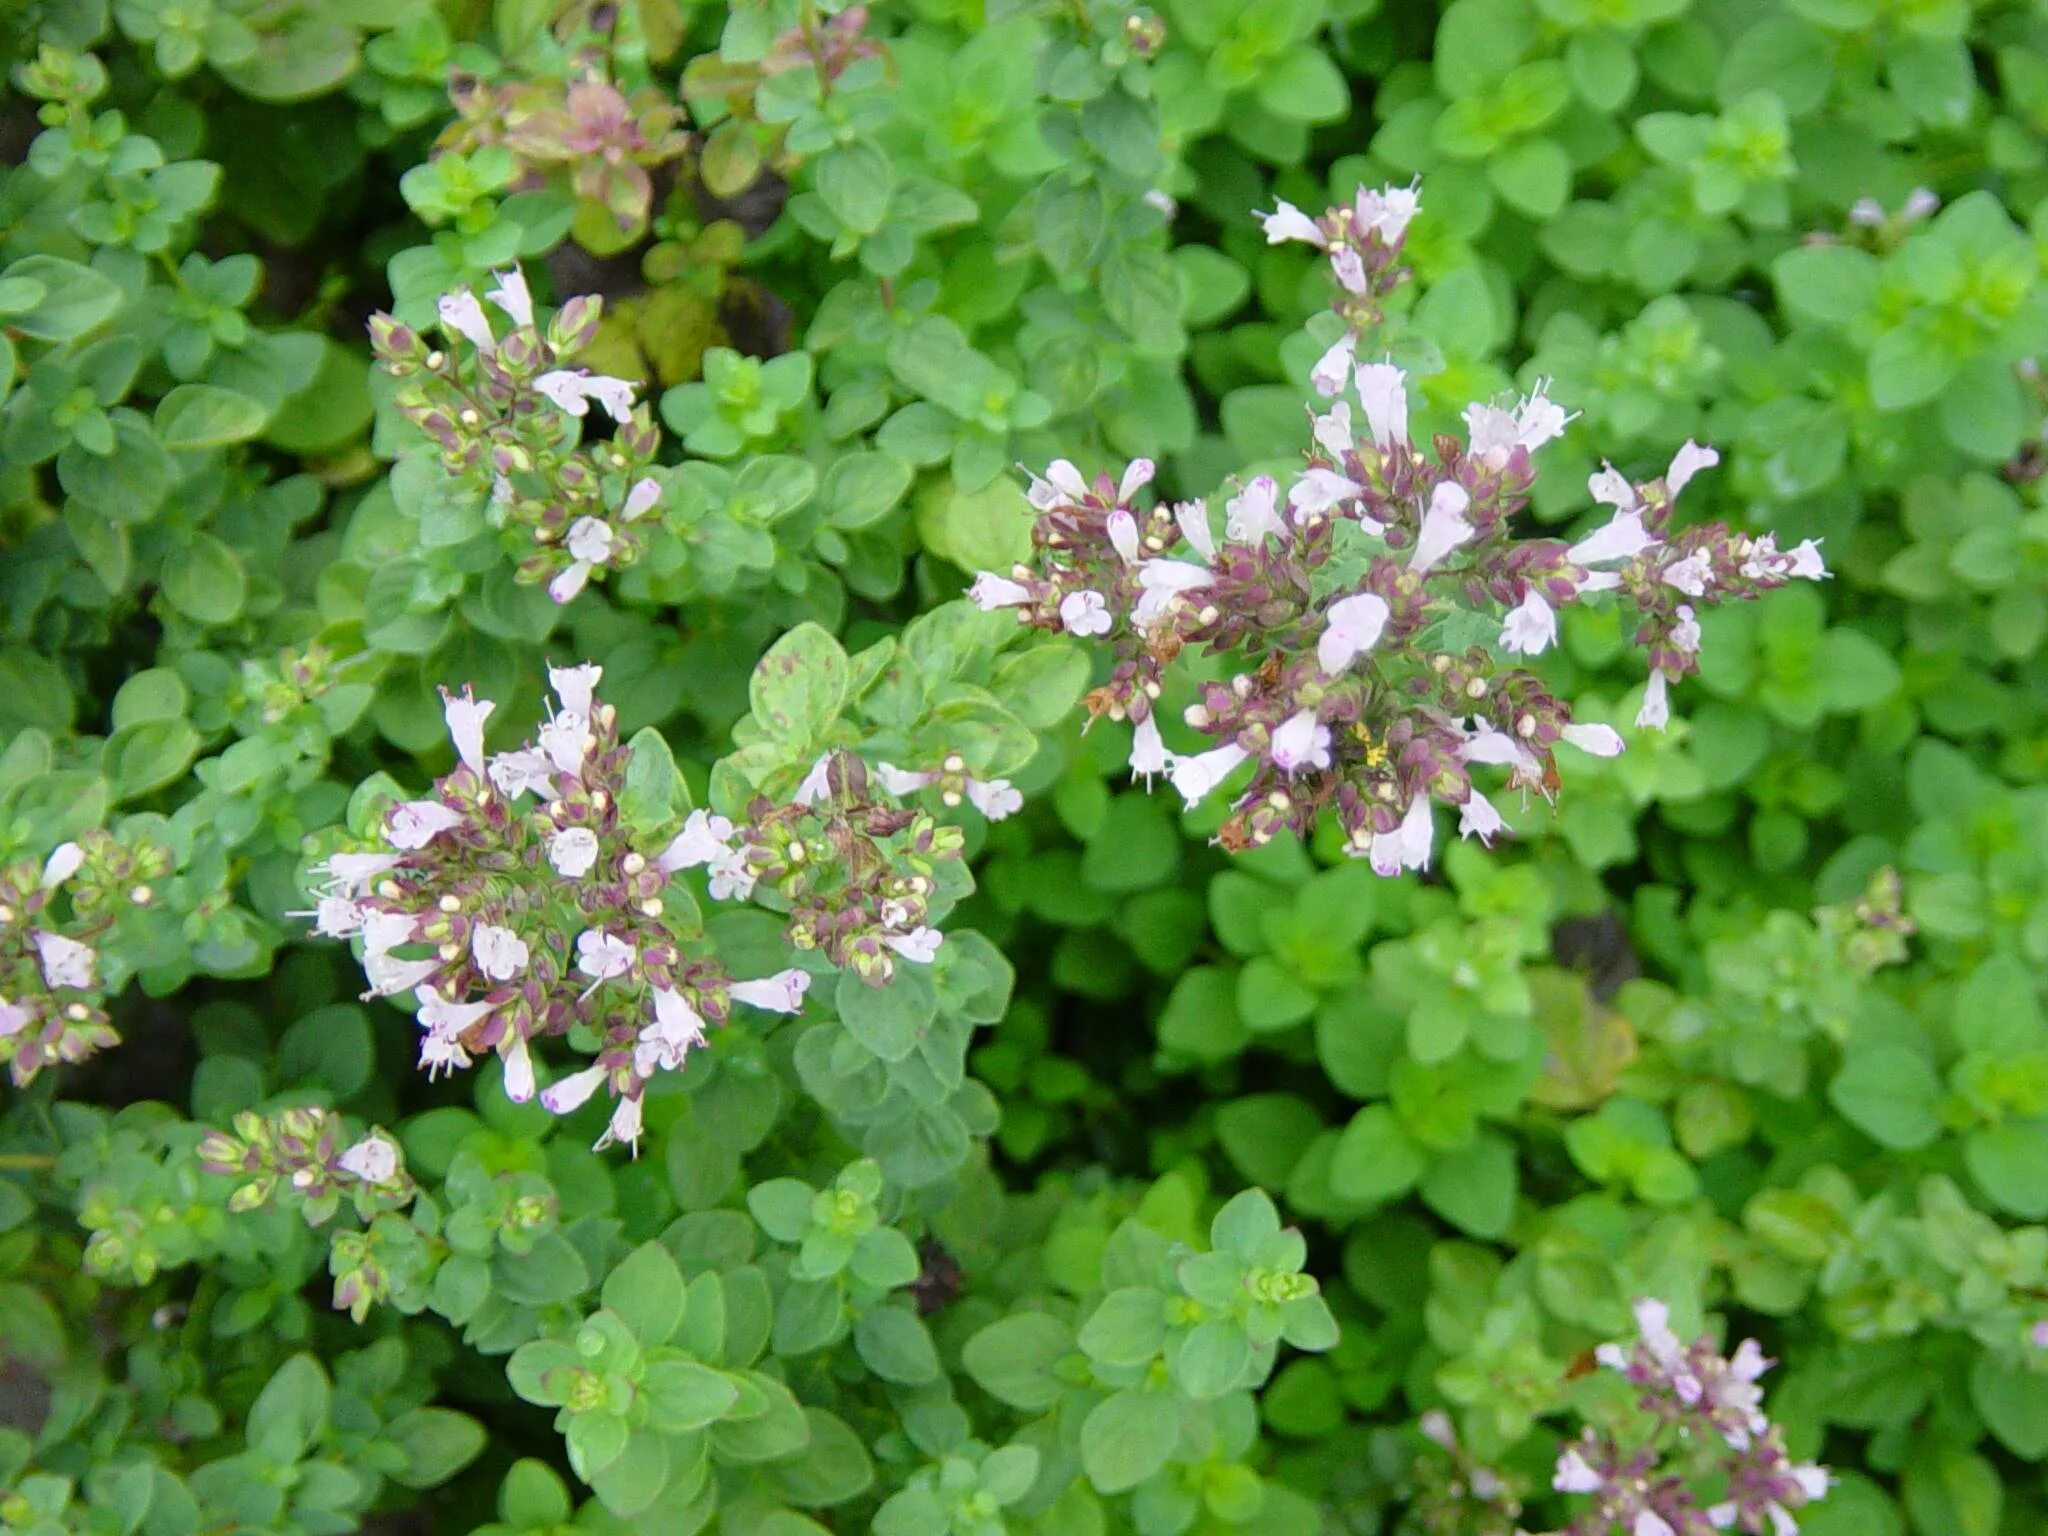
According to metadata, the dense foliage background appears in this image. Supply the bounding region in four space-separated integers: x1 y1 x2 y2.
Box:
3 0 2047 1533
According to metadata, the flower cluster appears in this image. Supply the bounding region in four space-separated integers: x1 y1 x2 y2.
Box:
0 832 165 1087
303 667 966 1153
197 1107 414 1226
969 184 1827 875
1543 1300 1829 1536
1259 180 1421 395
369 265 663 604
440 43 689 237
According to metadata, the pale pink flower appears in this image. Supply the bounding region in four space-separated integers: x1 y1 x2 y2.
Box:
359 910 416 959
337 1133 400 1184
437 289 494 351
658 809 737 872
1562 721 1626 756
1312 400 1353 458
440 688 494 777
1118 459 1156 502
731 969 811 1013
488 748 556 801
1319 593 1390 673
636 988 705 1076
40 843 83 888
1026 460 1088 511
503 1037 535 1102
316 852 402 896
548 827 600 879
1132 560 1214 629
1369 795 1435 877
1355 362 1408 448
385 799 464 851
1288 467 1363 520
1270 710 1331 774
1106 509 1141 564
596 1093 643 1154
575 929 635 982
1410 482 1474 572
1257 200 1326 247
1553 1447 1601 1494
1460 789 1505 845
1173 501 1216 562
367 953 442 998
967 778 1023 820
1312 332 1357 396
884 927 943 963
794 755 833 805
1636 670 1671 730
969 572 1031 610
1569 508 1655 567
1355 181 1420 243
534 369 637 423
1499 590 1557 656
541 1064 607 1115
1167 742 1250 808
485 268 533 327
32 932 94 989
1130 715 1173 784
1225 476 1287 544
1061 590 1112 637
621 477 662 521
1666 440 1718 499
472 924 529 981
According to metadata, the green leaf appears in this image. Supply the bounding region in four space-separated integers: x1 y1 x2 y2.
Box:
619 727 685 839
1965 1121 2048 1217
640 1361 739 1432
1969 1354 2048 1460
1078 1287 1167 1366
1772 245 1881 327
1418 1133 1519 1239
102 719 202 799
1328 1105 1426 1204
1829 1046 1943 1150
1902 1444 2001 1536
155 384 271 450
749 622 849 744
383 1408 486 1489
159 533 247 626
1081 1388 1179 1494
836 965 936 1062
6 256 122 341
853 1305 940 1384
816 142 896 236
962 1313 1073 1411
602 1242 686 1344
249 1355 330 1459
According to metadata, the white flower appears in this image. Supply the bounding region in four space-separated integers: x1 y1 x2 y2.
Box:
968 572 1032 610
1257 200 1325 247
360 910 416 959
489 748 556 801
1589 463 1639 509
1369 795 1435 877
1848 196 1886 227
1562 721 1627 756
636 988 705 1076
420 1032 472 1078
1666 440 1718 499
316 851 402 896
567 517 615 565
485 267 533 327
337 1133 400 1184
1672 604 1702 654
1173 500 1216 562
1792 1465 1830 1501
1662 553 1710 598
1130 715 1174 785
872 764 932 796
548 827 601 879
1060 590 1112 637
1355 362 1409 448
658 809 737 872
1568 508 1655 567
1144 188 1177 218
1225 475 1287 544
1331 246 1367 294
1465 380 1571 468
1636 670 1671 730
548 563 594 603
1552 1447 1601 1494
575 929 635 982
436 288 494 351
1118 459 1156 503
0 999 34 1039
1106 508 1141 564
1132 560 1214 629
1311 332 1356 397
621 477 662 521
1461 721 1539 772
534 369 638 424
884 927 944 963
1270 710 1331 774
366 953 442 998
503 1036 536 1102
550 663 601 721
731 969 811 1013
1288 467 1363 520
1026 459 1088 510
32 932 95 989
1786 538 1827 579
1167 742 1250 808
414 986 493 1042
307 896 364 937
1356 181 1420 243
1635 1513 1676 1536
440 687 494 777
1319 593 1391 673
967 778 1024 820
1499 590 1557 656
1313 400 1353 458
542 1064 607 1115
794 755 834 805
472 924 529 981
1411 482 1474 572
596 1093 643 1154
40 843 83 888
1460 788 1506 846
385 799 464 851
